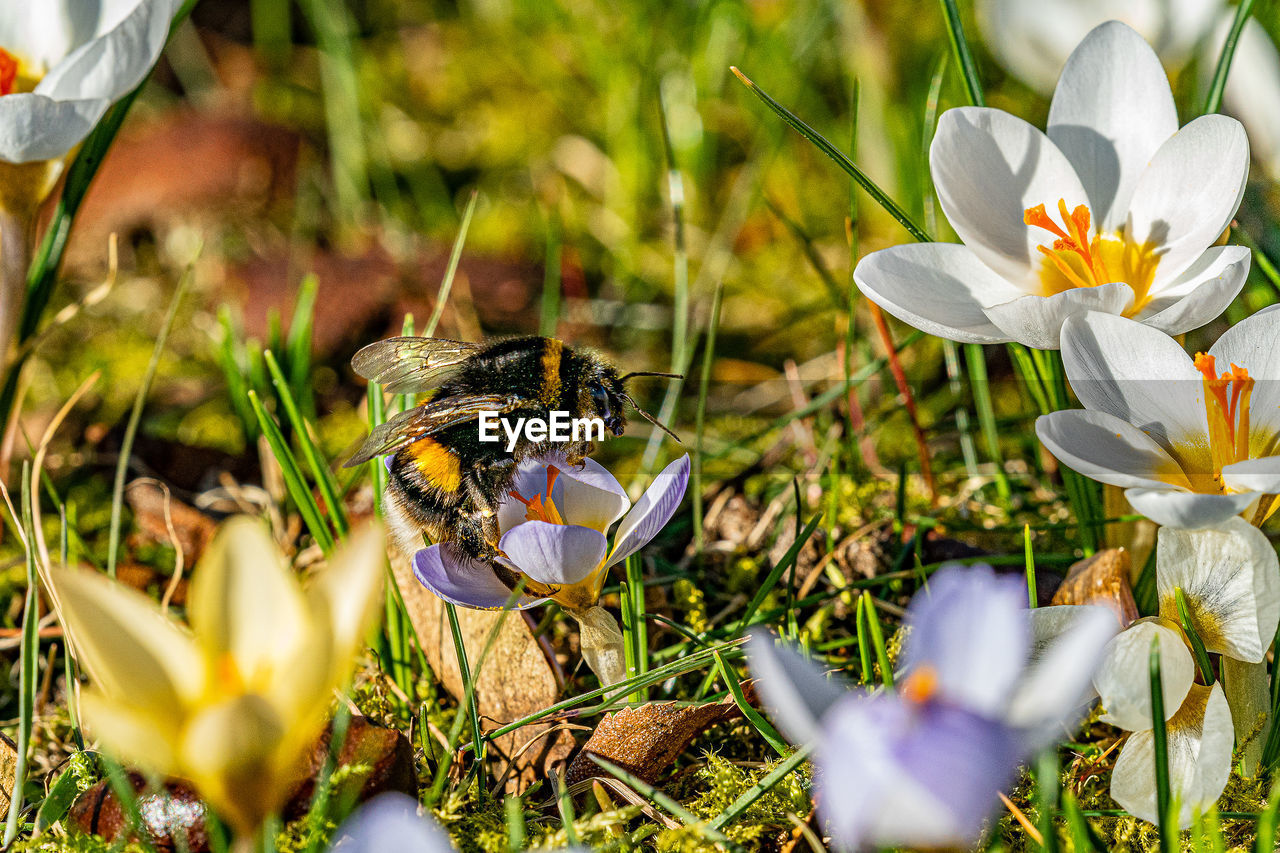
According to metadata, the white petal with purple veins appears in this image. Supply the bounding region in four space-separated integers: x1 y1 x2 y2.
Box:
499 521 607 587
606 454 690 567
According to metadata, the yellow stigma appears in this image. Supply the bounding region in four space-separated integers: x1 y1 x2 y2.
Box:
1024 199 1159 314
508 465 565 525
1194 352 1253 484
901 664 939 705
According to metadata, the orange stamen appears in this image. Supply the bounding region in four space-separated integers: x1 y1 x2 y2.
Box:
1194 352 1254 481
0 49 16 96
507 465 565 525
901 665 939 705
1024 199 1113 289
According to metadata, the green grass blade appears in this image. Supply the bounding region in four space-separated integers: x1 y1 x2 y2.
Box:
714 650 787 755
1024 524 1037 608
1175 587 1215 685
3 464 39 847
732 513 823 635
424 190 479 338
730 66 931 244
1036 750 1059 853
263 349 348 536
248 389 336 554
1061 790 1103 852
106 266 192 578
861 591 895 689
965 343 1011 501
938 0 985 107
1150 636 1174 853
1255 780 1280 852
1204 0 1257 115
856 595 873 684
284 273 319 417
691 280 724 549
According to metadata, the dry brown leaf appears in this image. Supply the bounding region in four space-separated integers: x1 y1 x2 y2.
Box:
388 549 574 792
1051 547 1138 626
0 733 15 818
564 699 740 786
126 479 217 567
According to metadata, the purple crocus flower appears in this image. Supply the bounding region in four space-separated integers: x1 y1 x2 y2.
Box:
748 564 1118 850
412 452 689 613
328 793 451 852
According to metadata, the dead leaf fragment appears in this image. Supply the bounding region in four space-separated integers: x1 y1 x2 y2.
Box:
1050 548 1138 626
565 700 740 786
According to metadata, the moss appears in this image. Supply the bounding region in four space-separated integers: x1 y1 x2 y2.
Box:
658 753 811 851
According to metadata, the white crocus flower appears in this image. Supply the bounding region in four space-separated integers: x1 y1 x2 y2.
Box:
1038 308 1280 529
978 0 1280 181
0 0 178 360
854 21 1250 350
1092 520 1279 826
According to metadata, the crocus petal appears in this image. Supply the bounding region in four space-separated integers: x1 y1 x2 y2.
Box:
499 520 607 587
554 458 631 532
982 282 1133 350
852 243 1023 344
1035 410 1192 491
50 565 203 716
1092 618 1194 731
1208 304 1280 443
930 106 1091 288
36 0 175 102
746 630 849 745
413 546 540 610
331 793 453 853
605 454 690 568
79 690 182 772
1109 683 1233 828
1222 457 1280 497
180 693 289 837
1126 114 1250 288
1156 518 1280 663
820 695 1020 850
975 0 1100 94
1134 244 1250 335
1047 21 1178 231
305 522 386 686
1008 605 1119 746
1223 657 1271 778
901 564 1029 717
190 517 313 688
1123 487 1259 529
1058 311 1206 451
0 93 109 163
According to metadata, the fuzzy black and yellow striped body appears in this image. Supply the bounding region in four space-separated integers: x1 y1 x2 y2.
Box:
366 336 632 561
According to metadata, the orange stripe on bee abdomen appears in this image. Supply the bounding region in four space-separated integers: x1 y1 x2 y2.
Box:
540 339 563 406
407 437 462 493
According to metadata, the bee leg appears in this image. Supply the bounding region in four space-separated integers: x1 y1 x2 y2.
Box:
563 441 594 466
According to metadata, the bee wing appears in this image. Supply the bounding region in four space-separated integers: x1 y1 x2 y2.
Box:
351 337 481 393
344 393 523 467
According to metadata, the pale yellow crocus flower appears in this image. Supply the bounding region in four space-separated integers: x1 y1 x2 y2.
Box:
51 517 385 844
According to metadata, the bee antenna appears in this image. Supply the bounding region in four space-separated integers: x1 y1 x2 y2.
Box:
622 394 683 443
619 370 684 382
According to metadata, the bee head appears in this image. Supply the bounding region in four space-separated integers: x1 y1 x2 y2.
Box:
587 366 628 436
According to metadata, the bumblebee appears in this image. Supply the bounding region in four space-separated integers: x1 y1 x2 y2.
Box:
345 335 679 562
